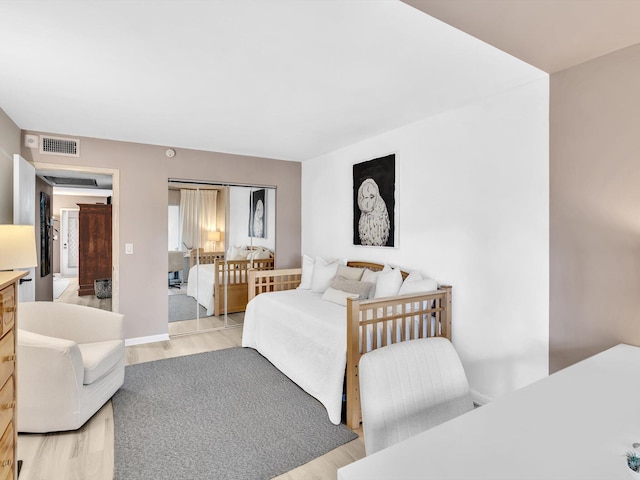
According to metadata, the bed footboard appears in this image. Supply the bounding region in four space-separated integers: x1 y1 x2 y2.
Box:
214 258 275 315
345 286 452 429
248 268 302 301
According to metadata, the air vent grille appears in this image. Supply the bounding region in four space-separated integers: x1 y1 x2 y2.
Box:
43 176 97 187
40 136 80 157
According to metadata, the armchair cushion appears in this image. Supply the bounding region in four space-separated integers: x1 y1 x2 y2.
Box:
78 340 124 385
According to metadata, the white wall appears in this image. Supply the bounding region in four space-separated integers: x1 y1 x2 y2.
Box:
302 78 549 402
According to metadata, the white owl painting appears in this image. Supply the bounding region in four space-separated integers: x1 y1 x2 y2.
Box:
353 154 395 248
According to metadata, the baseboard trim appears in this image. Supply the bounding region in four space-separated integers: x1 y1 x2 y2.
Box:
125 333 170 347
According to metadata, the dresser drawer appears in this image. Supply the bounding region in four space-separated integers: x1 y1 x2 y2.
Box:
0 464 11 480
0 286 15 340
0 333 14 393
0 421 13 476
0 379 13 438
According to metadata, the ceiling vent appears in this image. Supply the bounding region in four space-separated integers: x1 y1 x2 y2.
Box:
39 135 80 157
43 176 97 187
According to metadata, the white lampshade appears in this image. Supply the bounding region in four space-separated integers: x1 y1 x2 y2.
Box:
0 225 38 270
208 230 221 242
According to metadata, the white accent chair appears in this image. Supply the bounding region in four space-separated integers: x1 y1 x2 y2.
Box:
17 302 125 433
359 337 474 455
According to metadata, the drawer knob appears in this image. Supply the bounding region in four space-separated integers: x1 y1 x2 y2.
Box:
3 306 16 314
1 401 15 410
0 459 11 467
3 355 15 363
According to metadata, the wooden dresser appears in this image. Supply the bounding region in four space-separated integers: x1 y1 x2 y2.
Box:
0 271 26 480
77 203 112 296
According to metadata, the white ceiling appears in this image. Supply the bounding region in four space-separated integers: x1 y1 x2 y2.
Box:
0 0 544 162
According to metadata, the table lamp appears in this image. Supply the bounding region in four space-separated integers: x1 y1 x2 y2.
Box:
208 230 221 251
0 225 38 270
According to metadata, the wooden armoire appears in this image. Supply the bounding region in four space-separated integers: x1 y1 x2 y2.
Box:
77 203 112 296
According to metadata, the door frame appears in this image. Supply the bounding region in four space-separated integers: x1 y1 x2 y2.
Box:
13 154 36 302
60 207 79 277
34 162 120 313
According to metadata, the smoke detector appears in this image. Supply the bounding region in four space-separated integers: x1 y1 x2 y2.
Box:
24 134 39 149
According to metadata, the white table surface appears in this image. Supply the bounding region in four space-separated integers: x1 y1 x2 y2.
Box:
338 343 640 480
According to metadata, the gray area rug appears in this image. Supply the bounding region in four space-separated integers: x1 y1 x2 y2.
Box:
168 293 209 322
112 347 357 480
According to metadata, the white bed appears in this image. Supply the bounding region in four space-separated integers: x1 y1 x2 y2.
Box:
244 261 453 428
242 289 347 424
186 263 217 316
185 248 275 317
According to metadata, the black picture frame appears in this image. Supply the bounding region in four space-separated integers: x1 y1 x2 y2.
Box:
248 189 266 238
353 154 396 247
40 191 52 277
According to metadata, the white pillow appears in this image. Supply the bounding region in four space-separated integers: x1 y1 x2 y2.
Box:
228 245 249 260
398 271 438 295
321 287 359 306
361 266 387 298
247 248 271 261
374 266 403 299
298 255 315 290
310 257 341 293
253 248 271 260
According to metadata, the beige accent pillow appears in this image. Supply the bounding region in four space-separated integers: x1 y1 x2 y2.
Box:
330 276 374 300
336 265 365 281
322 287 359 306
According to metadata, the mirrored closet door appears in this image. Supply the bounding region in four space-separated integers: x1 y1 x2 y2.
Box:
167 180 276 336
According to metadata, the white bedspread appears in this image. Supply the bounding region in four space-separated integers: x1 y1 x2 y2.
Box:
242 290 347 425
186 264 216 316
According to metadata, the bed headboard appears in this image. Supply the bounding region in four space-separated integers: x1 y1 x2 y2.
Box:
346 261 410 279
189 249 225 268
190 246 274 268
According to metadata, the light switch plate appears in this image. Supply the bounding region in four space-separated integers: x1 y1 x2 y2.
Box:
125 243 133 254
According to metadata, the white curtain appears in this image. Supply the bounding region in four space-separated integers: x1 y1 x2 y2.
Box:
179 189 218 250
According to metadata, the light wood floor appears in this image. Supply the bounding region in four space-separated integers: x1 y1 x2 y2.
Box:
54 276 112 311
17 314 365 479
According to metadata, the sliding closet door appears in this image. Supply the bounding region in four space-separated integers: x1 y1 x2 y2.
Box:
168 183 223 335
168 180 274 334
224 185 276 328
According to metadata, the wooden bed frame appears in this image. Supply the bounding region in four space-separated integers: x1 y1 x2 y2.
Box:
189 247 274 316
248 261 452 429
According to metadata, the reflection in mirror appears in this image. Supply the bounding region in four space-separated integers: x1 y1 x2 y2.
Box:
167 182 225 336
223 186 276 328
167 181 276 335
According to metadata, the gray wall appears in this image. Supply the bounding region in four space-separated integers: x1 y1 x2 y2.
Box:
21 132 302 341
0 108 20 224
35 175 53 301
550 43 640 372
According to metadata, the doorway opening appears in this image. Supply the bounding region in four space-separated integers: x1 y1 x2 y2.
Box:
35 162 119 313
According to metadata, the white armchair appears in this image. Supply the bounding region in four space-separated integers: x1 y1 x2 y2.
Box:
17 302 125 433
359 337 474 455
